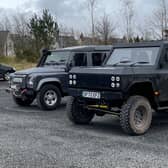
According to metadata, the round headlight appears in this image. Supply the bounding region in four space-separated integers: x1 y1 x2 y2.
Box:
111 76 115 82
73 80 77 85
69 80 73 85
69 74 73 79
73 74 77 79
111 83 115 88
29 80 34 85
28 77 34 86
116 76 120 82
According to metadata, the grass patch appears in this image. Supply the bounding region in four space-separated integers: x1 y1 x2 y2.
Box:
0 56 36 71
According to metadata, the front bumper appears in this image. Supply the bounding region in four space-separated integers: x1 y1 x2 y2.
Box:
7 84 35 98
68 88 123 101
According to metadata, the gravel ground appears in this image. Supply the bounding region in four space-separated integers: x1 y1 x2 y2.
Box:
0 81 168 167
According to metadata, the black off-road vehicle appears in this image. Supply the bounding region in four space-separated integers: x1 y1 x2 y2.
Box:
0 63 15 81
67 41 168 135
9 46 111 110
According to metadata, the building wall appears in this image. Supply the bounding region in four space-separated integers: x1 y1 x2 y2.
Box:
6 34 15 56
0 31 15 57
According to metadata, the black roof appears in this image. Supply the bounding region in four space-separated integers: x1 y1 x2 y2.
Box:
50 45 112 52
113 41 168 48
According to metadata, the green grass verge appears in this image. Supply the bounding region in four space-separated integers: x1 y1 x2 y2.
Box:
0 56 36 71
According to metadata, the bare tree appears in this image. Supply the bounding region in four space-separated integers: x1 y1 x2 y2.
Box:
13 14 29 37
137 22 152 41
96 13 115 44
87 0 98 43
149 0 168 39
3 16 12 31
121 0 134 41
0 16 12 31
12 13 33 60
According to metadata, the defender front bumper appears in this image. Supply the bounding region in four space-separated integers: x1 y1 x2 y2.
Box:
6 87 35 98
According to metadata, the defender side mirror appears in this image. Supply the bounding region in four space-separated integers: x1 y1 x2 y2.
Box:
66 61 73 72
42 49 51 56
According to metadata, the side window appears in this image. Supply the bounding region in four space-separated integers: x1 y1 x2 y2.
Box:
92 53 107 66
162 49 168 69
73 53 87 66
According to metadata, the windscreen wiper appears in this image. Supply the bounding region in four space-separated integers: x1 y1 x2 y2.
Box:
130 61 149 67
112 60 132 66
44 61 61 65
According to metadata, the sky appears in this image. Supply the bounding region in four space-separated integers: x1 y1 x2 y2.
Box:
0 0 161 36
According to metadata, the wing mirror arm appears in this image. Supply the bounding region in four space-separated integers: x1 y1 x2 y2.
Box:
66 61 73 71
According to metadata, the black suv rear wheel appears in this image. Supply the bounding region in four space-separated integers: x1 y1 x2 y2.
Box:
67 97 95 124
37 84 61 110
120 96 152 135
13 96 34 106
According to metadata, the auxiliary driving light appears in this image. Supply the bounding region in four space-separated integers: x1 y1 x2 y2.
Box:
116 76 120 82
116 83 120 88
111 76 115 82
73 80 77 85
69 80 73 85
73 74 77 79
69 74 73 79
111 83 115 88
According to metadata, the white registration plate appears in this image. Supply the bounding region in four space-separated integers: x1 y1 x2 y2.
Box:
82 91 101 99
13 78 23 83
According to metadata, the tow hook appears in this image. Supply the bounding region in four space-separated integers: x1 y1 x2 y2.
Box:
21 89 28 95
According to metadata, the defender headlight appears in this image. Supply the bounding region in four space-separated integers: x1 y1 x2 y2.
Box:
28 76 35 87
69 74 73 79
69 80 73 85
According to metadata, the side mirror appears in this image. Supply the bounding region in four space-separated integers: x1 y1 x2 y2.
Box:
66 61 73 72
42 49 51 56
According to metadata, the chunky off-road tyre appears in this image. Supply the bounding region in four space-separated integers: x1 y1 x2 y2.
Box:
67 97 95 124
13 96 34 106
120 96 152 135
37 84 61 110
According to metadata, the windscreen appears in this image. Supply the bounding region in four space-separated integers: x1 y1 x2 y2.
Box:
44 51 70 66
106 47 160 66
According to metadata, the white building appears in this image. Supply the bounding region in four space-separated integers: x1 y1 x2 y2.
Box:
0 31 15 56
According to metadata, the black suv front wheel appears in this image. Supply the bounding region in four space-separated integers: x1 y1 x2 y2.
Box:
67 97 95 124
120 96 152 135
37 84 61 110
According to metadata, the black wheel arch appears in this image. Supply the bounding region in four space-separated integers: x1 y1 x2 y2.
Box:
36 78 64 97
125 81 159 109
